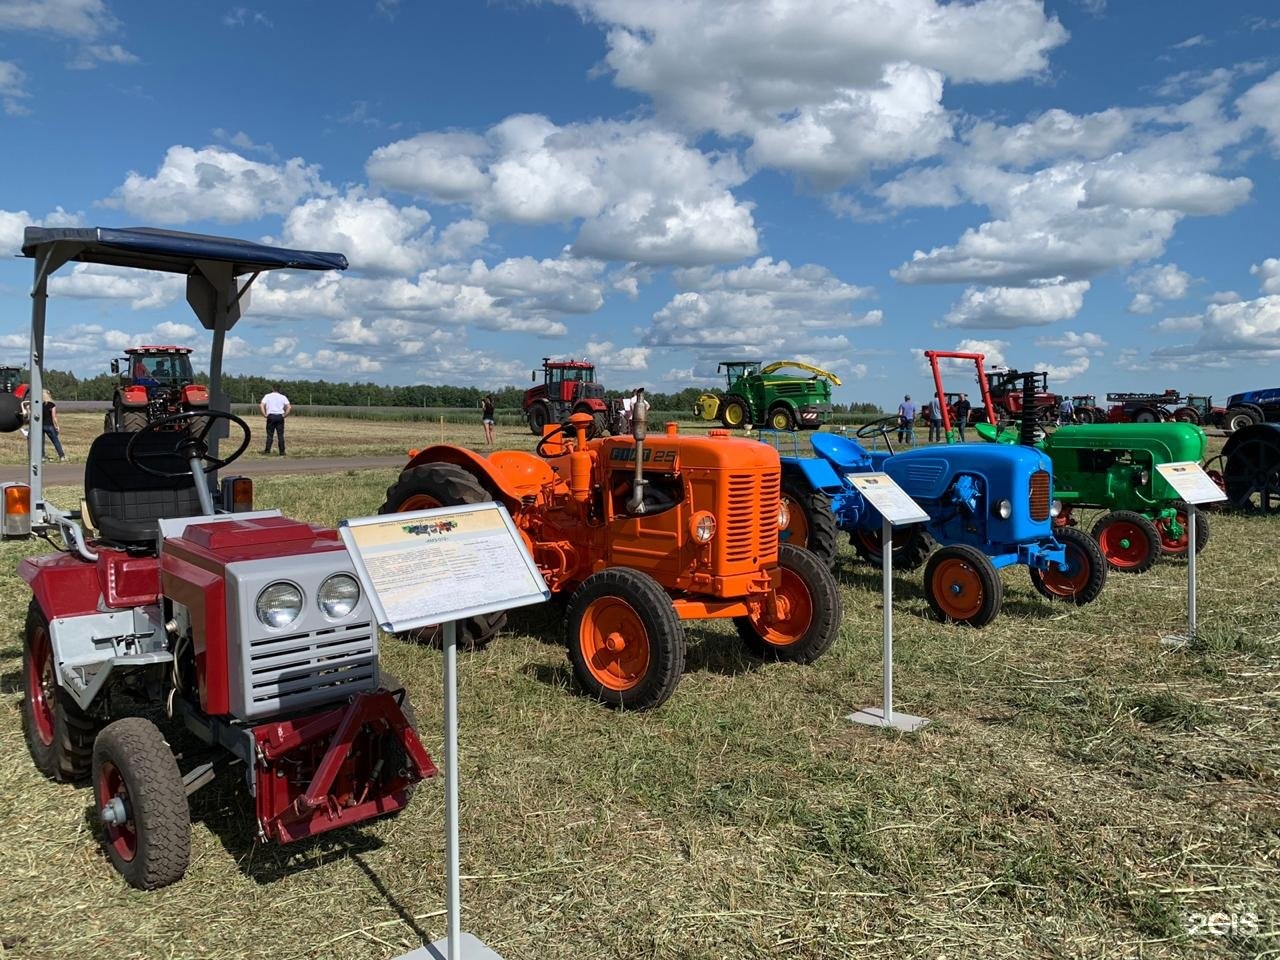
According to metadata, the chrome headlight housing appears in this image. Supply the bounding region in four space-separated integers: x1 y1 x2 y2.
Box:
318 573 361 619
256 581 303 629
995 498 1013 519
1049 499 1063 518
777 500 791 529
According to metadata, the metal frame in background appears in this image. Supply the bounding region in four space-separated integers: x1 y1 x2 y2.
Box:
19 226 347 529
923 349 999 442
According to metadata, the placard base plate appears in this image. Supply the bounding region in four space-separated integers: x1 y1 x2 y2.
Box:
847 706 929 732
397 932 506 960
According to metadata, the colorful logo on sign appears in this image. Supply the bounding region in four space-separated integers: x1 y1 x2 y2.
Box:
402 519 459 537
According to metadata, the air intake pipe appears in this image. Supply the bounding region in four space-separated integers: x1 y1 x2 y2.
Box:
626 399 648 514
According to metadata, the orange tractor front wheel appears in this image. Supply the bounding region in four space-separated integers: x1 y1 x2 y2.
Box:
734 544 841 663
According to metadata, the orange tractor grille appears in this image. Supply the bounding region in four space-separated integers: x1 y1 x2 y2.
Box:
724 471 780 564
1029 470 1051 521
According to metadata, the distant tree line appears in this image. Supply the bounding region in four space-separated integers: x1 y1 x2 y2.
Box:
19 367 883 414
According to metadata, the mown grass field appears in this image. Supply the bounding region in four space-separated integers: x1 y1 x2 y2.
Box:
0 422 1276 960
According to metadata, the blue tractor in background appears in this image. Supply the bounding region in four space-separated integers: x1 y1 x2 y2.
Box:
773 419 1108 627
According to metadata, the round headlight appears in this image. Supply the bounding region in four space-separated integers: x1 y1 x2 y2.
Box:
256 581 303 629
1049 499 1063 518
318 573 361 619
777 500 791 529
1137 469 1150 487
996 498 1013 519
690 511 717 543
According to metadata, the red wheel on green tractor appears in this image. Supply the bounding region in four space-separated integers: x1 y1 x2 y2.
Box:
1154 506 1210 556
734 544 841 662
92 717 191 890
1030 526 1107 604
566 568 686 710
923 545 1003 628
720 398 749 429
378 462 508 649
1091 510 1159 573
850 524 935 571
22 601 98 782
779 475 839 568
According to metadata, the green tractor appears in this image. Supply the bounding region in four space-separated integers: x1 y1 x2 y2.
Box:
977 420 1212 573
694 360 839 431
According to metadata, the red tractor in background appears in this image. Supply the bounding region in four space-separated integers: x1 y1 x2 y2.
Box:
979 368 1061 425
380 408 842 711
1069 395 1105 423
105 345 209 432
1105 391 1231 429
523 357 616 436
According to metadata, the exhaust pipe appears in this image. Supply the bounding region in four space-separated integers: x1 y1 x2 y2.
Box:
1019 373 1038 446
626 398 648 514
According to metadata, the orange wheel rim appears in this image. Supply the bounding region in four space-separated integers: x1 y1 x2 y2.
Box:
781 495 809 548
579 598 650 691
1097 521 1148 568
1040 543 1090 595
1155 513 1188 554
398 493 443 512
931 557 985 620
753 567 813 646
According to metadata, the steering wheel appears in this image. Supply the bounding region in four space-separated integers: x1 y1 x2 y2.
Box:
535 421 575 459
855 414 903 454
125 410 251 479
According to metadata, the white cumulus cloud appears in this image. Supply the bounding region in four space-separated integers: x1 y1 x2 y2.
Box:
1251 257 1280 294
941 279 1089 329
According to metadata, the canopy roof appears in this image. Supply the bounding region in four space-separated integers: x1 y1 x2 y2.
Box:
21 226 348 275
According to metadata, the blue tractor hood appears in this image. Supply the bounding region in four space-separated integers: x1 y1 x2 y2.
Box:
883 443 1052 501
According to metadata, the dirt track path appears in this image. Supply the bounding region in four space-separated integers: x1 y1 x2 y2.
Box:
0 454 408 486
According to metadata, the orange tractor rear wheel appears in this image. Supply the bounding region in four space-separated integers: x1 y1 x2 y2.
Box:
566 568 686 710
735 544 840 663
378 462 508 650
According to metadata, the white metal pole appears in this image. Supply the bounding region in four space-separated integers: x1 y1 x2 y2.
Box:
443 619 461 959
882 516 893 725
1187 506 1197 642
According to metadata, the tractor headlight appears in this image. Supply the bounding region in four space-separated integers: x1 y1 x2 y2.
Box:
1050 499 1063 518
777 500 791 529
995 498 1013 519
690 510 717 543
256 581 303 629
318 573 361 619
1136 469 1150 487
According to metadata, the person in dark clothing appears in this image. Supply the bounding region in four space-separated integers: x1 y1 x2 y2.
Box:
41 389 66 461
259 384 291 455
927 395 944 444
954 393 972 441
481 394 496 446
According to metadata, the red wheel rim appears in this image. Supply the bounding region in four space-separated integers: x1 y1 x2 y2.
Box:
751 566 814 646
1039 543 1091 596
931 557 985 621
397 493 444 512
1097 521 1149 568
579 598 650 691
97 761 137 862
27 623 55 747
1154 512 1189 555
780 494 809 548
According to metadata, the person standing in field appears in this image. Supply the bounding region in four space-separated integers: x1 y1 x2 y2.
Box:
897 394 916 445
260 384 291 456
954 393 972 441
1059 394 1075 425
41 389 66 462
480 394 496 446
927 395 944 444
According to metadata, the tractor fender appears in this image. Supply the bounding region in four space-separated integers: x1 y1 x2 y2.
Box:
18 552 102 619
779 455 844 495
403 445 554 507
1221 421 1280 459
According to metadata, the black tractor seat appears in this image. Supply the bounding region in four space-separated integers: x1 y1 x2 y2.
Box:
85 430 207 547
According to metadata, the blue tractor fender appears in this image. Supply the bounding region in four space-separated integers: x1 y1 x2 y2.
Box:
778 454 844 495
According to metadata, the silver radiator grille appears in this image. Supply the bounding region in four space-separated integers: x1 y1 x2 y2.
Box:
243 621 376 717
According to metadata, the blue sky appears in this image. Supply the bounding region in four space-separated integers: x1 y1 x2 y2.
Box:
2 0 1279 408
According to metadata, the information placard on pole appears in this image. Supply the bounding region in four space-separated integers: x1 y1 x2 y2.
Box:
843 473 931 733
1154 462 1226 647
341 502 549 960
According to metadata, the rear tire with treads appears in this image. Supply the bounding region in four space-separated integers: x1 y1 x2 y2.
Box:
779 474 838 567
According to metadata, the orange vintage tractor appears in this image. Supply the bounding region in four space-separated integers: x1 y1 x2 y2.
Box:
379 408 842 710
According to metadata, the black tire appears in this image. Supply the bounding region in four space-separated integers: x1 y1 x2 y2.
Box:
1243 403 1266 424
850 524 936 571
1030 526 1107 605
1172 406 1201 425
1133 407 1159 424
1226 407 1257 433
566 568 686 710
121 409 148 432
527 403 550 435
779 474 839 568
378 670 421 806
720 398 749 429
102 411 115 433
1090 510 1160 574
22 601 99 782
922 544 1003 628
92 717 191 890
378 463 508 649
592 411 610 437
735 543 841 662
767 405 795 431
1153 504 1210 556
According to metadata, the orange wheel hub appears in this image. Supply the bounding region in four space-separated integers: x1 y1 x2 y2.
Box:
579 598 650 691
931 557 985 621
398 493 443 511
753 567 813 647
1039 545 1090 596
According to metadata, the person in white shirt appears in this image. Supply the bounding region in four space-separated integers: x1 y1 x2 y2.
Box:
260 385 291 455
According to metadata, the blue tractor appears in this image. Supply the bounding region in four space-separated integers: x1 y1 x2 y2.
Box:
774 421 1107 627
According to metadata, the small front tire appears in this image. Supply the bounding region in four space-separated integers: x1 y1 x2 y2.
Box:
923 545 1003 628
1030 526 1107 604
735 543 842 663
1091 510 1160 574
